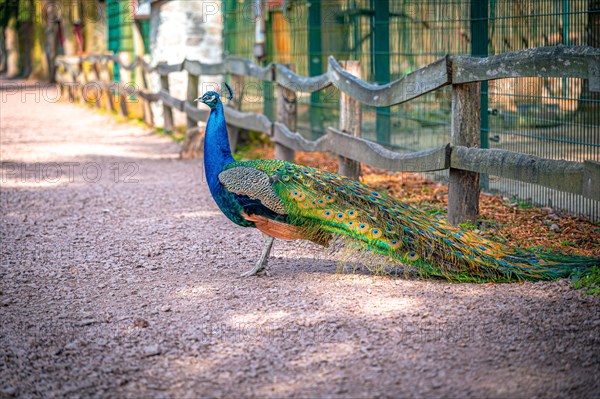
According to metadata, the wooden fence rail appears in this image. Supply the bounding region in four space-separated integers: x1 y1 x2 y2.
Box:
55 45 600 224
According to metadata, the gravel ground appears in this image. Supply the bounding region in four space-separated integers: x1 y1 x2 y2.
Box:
1 79 599 399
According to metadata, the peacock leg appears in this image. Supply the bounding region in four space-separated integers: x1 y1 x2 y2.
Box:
240 235 275 277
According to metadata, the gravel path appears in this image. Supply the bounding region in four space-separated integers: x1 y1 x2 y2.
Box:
1 79 599 399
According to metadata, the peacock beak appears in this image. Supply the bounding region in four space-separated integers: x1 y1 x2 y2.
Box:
194 97 203 103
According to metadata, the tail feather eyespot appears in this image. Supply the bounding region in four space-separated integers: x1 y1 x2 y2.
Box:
357 223 370 233
407 252 419 261
389 240 401 249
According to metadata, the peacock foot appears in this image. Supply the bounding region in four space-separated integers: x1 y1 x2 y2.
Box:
239 261 269 277
239 235 274 277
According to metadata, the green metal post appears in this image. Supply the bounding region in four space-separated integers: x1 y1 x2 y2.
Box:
562 0 570 93
263 10 274 121
374 0 390 145
107 0 120 81
471 0 489 189
562 0 570 46
308 0 322 138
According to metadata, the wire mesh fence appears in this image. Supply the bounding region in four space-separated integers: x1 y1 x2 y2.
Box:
222 0 599 220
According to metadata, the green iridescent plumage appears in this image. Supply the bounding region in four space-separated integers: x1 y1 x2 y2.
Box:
198 88 597 281
223 159 599 282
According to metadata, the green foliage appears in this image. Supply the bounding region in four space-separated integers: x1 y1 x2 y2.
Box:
571 266 600 295
505 197 534 209
458 220 477 230
560 240 579 247
154 127 185 143
417 201 445 216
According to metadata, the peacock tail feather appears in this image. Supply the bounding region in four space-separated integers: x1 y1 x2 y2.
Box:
224 159 599 283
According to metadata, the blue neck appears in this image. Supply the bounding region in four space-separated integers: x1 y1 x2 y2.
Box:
204 102 234 194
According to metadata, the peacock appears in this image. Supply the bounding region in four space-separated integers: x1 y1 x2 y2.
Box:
196 84 599 282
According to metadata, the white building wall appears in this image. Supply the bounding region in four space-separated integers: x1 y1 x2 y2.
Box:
149 0 223 128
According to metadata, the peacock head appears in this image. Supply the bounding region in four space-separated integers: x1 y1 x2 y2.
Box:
196 91 221 109
195 83 233 110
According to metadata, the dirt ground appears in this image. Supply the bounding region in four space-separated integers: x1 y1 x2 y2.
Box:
1 79 599 399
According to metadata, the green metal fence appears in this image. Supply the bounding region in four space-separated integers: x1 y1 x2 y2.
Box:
107 0 150 80
223 0 600 220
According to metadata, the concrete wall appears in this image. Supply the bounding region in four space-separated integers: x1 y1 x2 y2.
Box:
149 0 223 128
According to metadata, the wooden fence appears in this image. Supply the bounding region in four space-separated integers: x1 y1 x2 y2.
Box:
55 45 600 225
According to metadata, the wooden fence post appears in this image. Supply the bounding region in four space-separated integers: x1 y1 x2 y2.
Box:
186 72 199 130
228 73 245 152
102 59 115 112
338 60 362 179
160 71 174 132
91 62 103 109
138 60 154 126
448 82 481 226
118 83 129 118
68 66 78 103
180 72 202 159
275 64 296 162
77 60 86 103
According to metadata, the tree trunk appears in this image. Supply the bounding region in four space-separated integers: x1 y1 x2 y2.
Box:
18 20 33 78
45 1 58 83
0 28 7 73
5 18 19 77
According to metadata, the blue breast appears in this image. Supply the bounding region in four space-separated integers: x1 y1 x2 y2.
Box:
203 103 252 227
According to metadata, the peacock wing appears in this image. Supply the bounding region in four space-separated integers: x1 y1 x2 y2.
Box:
218 166 286 214
218 163 324 242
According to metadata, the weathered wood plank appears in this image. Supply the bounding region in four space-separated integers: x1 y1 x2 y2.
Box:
225 57 273 81
272 123 328 152
452 45 600 86
582 160 600 201
327 55 450 106
327 128 450 172
448 83 481 226
337 60 362 179
158 88 184 111
183 102 210 122
157 62 184 76
184 60 225 76
451 146 584 194
274 64 331 93
275 65 297 162
138 90 159 102
223 106 272 133
272 124 450 172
